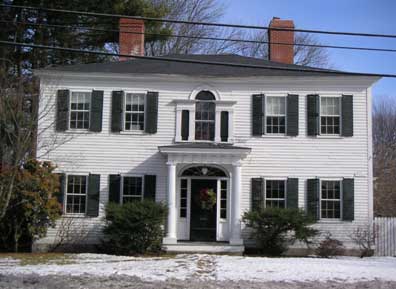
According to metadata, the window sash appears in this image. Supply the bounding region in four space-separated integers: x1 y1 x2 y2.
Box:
320 180 342 219
124 93 145 131
180 179 188 218
265 179 286 208
195 101 216 141
320 97 341 135
122 176 143 203
65 175 87 214
69 92 91 130
265 96 286 134
220 180 227 219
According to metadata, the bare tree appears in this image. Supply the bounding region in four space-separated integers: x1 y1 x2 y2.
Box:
373 97 396 217
145 0 330 68
0 72 73 220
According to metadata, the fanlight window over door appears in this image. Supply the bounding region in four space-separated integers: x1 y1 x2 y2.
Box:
181 166 227 177
195 91 216 141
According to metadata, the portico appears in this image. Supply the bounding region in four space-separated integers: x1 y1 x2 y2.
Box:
159 143 250 252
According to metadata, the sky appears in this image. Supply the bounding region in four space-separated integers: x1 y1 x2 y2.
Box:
221 0 396 101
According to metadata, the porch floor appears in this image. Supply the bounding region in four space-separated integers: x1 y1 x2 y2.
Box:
163 241 244 255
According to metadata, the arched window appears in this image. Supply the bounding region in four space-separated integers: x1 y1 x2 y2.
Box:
195 91 216 141
181 166 227 177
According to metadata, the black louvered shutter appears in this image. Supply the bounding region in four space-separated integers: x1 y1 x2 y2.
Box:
287 178 299 209
287 94 299 136
145 91 159 134
342 178 354 221
55 173 65 214
307 94 319 136
144 175 156 201
221 111 229 142
342 95 353 137
307 179 320 220
109 174 121 203
56 90 70 131
252 94 264 136
111 91 124 132
87 174 100 217
90 90 104 132
251 178 264 211
181 110 189 141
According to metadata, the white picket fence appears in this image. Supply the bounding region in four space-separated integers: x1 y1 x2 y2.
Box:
374 217 396 256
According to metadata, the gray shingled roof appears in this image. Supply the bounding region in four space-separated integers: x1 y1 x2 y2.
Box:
41 54 364 77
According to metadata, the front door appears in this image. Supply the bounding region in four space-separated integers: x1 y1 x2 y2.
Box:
190 179 217 241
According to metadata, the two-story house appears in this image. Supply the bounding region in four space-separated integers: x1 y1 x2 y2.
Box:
34 17 379 254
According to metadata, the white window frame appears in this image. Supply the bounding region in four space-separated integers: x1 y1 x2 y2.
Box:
263 178 287 208
64 174 88 216
68 90 92 131
265 95 287 135
319 96 342 136
120 175 144 204
194 99 216 142
179 178 188 219
319 178 343 220
123 92 146 132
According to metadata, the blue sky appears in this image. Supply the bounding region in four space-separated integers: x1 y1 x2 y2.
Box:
221 0 396 100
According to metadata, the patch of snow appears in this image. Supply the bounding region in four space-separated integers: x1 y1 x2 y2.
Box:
1 253 395 283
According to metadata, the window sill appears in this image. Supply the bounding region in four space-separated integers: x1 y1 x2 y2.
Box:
317 219 345 224
119 130 146 135
62 214 87 218
315 135 344 139
259 134 292 139
65 129 92 134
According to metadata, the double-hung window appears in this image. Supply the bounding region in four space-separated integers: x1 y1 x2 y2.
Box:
320 180 341 219
265 180 286 208
195 93 216 141
320 97 341 135
125 93 145 131
122 176 143 203
70 92 91 129
65 175 87 214
266 96 286 134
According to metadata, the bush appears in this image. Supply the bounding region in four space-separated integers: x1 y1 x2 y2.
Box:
349 224 375 258
102 200 167 255
0 160 61 252
315 232 345 258
243 208 318 256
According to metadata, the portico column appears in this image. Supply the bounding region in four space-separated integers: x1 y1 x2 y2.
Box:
230 161 243 245
163 161 177 244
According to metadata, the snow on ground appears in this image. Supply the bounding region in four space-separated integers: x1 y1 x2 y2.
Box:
1 253 396 283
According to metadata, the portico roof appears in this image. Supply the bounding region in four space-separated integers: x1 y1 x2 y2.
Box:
158 143 251 164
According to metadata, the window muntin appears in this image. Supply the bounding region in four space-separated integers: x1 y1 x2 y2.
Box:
66 175 87 214
125 93 145 131
180 179 188 218
266 96 286 134
220 180 227 219
195 91 216 141
70 92 91 129
320 97 341 135
265 180 286 208
320 180 341 219
122 176 143 203
195 101 215 141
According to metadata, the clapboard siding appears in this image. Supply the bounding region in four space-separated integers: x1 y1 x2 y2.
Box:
36 75 374 247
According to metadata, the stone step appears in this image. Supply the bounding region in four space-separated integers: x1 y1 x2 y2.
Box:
163 242 244 255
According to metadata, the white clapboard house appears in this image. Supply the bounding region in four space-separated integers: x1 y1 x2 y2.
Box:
34 17 379 254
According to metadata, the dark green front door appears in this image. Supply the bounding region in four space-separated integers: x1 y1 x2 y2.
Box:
190 179 217 241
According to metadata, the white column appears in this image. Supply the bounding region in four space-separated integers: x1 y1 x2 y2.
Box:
215 110 221 142
163 161 177 244
175 109 182 142
188 108 195 142
230 161 243 245
228 110 234 143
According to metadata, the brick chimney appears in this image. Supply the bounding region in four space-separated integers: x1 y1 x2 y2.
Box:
119 18 145 61
268 17 294 64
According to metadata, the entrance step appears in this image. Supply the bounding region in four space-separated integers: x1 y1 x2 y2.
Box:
163 241 244 255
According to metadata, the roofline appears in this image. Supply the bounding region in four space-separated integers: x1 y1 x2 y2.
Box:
35 70 380 87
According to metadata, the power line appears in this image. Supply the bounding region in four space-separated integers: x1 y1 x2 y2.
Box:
2 3 396 39
3 20 396 54
0 40 394 78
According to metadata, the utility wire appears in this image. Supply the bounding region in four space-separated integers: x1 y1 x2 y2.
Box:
0 40 394 78
2 3 396 39
3 20 396 54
